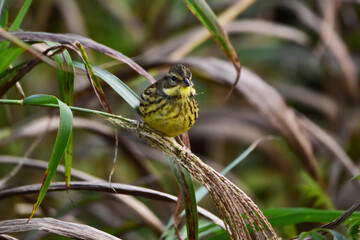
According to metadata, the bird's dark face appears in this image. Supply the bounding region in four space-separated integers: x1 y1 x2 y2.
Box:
161 64 195 97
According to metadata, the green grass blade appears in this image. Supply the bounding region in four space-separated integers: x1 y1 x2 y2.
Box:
0 0 9 53
0 46 24 73
326 230 347 240
0 0 32 52
183 0 241 89
22 94 57 105
262 208 360 227
9 0 32 31
46 43 74 106
73 61 141 113
198 222 228 240
23 94 73 222
0 0 9 28
76 42 112 114
309 232 326 240
169 158 199 240
47 41 74 188
207 231 229 240
347 217 360 238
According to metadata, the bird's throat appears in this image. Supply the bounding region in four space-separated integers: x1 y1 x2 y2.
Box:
163 85 194 98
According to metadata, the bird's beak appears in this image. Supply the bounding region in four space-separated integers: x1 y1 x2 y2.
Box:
182 78 191 87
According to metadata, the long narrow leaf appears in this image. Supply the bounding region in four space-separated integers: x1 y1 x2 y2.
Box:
9 0 32 31
47 42 74 188
169 159 198 240
22 94 73 222
0 31 157 84
263 208 360 227
0 0 9 53
183 0 241 95
73 61 141 113
0 0 9 28
76 43 112 114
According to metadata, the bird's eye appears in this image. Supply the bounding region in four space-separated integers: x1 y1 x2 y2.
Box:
171 76 177 82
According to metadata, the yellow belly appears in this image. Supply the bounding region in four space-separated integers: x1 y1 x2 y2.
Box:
140 97 198 137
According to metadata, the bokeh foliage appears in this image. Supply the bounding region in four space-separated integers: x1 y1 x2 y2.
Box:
0 0 360 239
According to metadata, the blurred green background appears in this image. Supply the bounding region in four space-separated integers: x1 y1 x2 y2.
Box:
1 0 360 239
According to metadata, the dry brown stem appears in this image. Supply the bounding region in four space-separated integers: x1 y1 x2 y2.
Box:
106 115 278 240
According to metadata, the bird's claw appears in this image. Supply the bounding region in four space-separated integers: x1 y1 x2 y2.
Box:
136 120 145 137
181 146 192 159
176 135 192 158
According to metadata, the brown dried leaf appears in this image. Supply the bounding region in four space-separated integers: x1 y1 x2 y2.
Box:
0 218 121 240
106 115 278 239
0 177 225 229
0 31 156 84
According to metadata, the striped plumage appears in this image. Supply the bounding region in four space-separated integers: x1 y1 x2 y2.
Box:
139 64 199 137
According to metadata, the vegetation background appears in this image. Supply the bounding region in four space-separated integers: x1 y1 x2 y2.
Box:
0 0 360 239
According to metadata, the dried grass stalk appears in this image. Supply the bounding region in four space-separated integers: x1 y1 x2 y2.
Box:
106 116 278 240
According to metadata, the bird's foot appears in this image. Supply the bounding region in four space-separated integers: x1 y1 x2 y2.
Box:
136 120 145 137
176 135 192 158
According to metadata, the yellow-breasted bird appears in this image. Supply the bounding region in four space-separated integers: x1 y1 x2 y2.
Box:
139 64 199 137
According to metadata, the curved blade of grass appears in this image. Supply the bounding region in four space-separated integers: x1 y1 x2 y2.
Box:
348 217 360 238
183 0 241 97
169 158 198 240
73 61 141 113
22 94 73 222
47 42 74 188
319 229 346 240
75 42 112 114
262 208 360 227
308 232 326 240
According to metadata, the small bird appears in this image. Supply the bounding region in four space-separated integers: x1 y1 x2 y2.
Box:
139 64 199 138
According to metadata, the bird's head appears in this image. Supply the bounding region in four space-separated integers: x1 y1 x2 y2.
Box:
162 64 195 97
